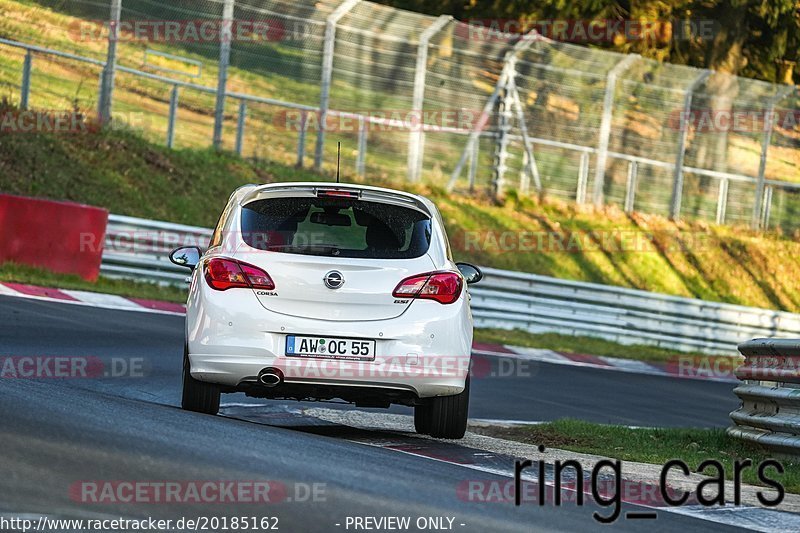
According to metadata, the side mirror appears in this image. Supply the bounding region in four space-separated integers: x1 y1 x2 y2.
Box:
456 262 483 285
169 246 202 270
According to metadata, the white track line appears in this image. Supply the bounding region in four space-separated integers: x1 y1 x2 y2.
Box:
60 289 144 309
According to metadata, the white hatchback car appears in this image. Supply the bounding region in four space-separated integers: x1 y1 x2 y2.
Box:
170 182 482 438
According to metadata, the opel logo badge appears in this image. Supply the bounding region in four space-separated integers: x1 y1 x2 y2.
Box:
323 270 345 289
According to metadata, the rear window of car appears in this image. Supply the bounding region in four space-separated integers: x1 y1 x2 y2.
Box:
240 197 432 259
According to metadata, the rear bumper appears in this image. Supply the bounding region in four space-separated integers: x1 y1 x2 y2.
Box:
186 279 473 399
188 352 466 398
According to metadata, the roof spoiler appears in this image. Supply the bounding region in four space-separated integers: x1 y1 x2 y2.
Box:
239 184 431 217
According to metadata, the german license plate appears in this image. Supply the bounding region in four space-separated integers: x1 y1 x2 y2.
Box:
285 335 376 361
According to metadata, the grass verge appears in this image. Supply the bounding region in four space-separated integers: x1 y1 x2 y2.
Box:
471 419 800 494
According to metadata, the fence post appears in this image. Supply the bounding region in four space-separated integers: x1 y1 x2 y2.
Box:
296 110 308 167
592 54 639 206
407 15 451 182
212 0 234 150
166 85 179 149
716 177 728 224
752 87 793 229
98 0 121 126
20 50 32 110
314 0 361 171
235 100 246 156
576 151 590 203
624 160 638 213
356 116 367 177
670 70 710 220
761 185 773 229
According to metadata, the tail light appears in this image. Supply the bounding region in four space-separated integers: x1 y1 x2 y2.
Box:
392 271 463 304
204 258 275 291
317 189 360 199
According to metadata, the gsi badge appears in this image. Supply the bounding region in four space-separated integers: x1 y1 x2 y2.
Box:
323 270 345 289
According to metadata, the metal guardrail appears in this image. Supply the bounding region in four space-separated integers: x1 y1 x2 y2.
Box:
101 215 800 355
101 214 211 284
728 339 800 456
470 268 800 355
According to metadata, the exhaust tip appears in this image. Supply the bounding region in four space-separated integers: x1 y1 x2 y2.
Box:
258 368 283 388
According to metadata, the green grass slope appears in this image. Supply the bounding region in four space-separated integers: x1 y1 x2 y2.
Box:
3 123 800 313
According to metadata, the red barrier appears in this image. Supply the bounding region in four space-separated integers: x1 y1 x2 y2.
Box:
0 194 108 281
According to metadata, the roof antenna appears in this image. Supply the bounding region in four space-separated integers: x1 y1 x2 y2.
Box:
336 141 341 184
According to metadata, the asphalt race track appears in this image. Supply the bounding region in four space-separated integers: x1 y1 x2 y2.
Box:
0 296 738 427
0 295 750 532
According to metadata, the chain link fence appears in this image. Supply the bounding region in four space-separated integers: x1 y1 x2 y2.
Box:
2 0 800 233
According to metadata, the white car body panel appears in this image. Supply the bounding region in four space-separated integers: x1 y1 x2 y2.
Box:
185 182 473 400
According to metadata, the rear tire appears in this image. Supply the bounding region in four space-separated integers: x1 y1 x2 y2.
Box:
181 344 220 415
428 375 470 439
414 403 433 434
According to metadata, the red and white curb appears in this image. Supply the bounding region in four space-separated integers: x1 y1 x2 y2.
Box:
471 345 739 384
0 282 737 383
0 281 185 315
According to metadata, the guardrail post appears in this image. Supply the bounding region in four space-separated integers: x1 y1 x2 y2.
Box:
592 55 639 206
407 15 451 183
98 0 121 126
212 0 234 150
296 110 308 168
576 151 590 203
356 116 367 177
20 50 32 110
235 101 246 156
729 339 800 456
624 160 638 213
314 0 361 171
716 177 728 224
670 70 710 220
166 85 179 149
752 87 793 229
